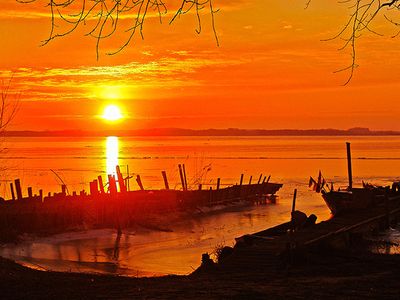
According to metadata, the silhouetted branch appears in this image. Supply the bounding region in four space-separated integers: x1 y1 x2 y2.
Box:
16 0 220 59
308 0 400 84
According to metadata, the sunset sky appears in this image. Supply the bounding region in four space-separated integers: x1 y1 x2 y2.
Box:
1 0 400 131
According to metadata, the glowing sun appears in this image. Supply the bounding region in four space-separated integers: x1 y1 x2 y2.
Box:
102 105 123 121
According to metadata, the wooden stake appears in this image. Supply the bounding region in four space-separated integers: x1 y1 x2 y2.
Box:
178 164 185 191
108 175 117 195
182 164 188 190
257 174 263 184
216 178 221 190
346 142 353 190
27 187 33 198
98 175 105 193
291 189 297 213
15 179 22 200
249 176 252 185
239 174 244 186
136 175 144 191
10 183 15 201
116 165 127 193
161 171 169 190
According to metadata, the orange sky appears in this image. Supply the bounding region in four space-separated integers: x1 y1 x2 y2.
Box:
1 0 400 131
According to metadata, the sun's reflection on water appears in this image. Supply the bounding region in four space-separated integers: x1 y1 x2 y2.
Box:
106 136 119 176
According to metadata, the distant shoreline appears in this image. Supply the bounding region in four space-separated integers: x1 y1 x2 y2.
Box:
2 127 400 137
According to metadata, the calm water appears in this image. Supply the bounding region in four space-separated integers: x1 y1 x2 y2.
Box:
1 136 400 276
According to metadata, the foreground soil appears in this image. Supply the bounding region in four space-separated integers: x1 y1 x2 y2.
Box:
1 249 400 299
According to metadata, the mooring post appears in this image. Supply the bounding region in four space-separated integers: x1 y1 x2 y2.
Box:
161 171 169 190
178 164 186 191
216 178 221 190
257 174 263 184
10 183 15 201
14 179 22 200
239 174 244 186
346 142 353 190
291 189 298 234
266 175 271 184
249 176 252 185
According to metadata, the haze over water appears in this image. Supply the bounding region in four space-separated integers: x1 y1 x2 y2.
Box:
1 136 400 276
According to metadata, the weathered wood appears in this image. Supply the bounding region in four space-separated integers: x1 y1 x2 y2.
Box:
178 164 186 191
346 142 353 190
258 174 263 184
61 185 67 196
10 183 15 201
14 179 22 200
116 165 127 193
217 178 221 190
108 175 117 195
161 171 169 190
291 189 297 213
182 164 188 190
240 174 244 186
198 184 202 190
27 187 33 198
136 175 144 191
248 176 252 185
98 176 105 193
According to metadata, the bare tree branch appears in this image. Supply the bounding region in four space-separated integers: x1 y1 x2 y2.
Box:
16 0 220 59
309 0 400 84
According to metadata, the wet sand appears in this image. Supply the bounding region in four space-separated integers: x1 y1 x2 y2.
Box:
1 249 400 299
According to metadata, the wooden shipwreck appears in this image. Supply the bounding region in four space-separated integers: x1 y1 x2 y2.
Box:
0 165 282 237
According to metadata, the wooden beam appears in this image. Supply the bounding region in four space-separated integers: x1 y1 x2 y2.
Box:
161 171 169 190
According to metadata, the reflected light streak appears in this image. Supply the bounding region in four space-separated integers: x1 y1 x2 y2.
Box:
106 136 119 176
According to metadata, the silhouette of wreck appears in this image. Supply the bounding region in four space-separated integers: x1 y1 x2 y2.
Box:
0 165 282 237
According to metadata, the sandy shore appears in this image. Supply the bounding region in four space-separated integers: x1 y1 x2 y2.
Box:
1 248 400 299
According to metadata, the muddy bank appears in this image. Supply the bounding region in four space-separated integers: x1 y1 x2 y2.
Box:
1 248 400 299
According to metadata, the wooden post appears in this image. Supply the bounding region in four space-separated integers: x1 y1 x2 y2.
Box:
126 165 130 191
182 164 188 190
162 171 169 190
266 175 271 184
116 165 127 193
39 189 43 201
346 142 353 190
15 179 22 200
178 164 186 191
262 176 267 184
90 180 99 196
248 176 252 185
108 175 117 195
257 174 263 184
216 178 221 190
291 189 297 213
136 175 144 191
239 174 244 186
98 175 105 193
61 184 67 196
198 184 202 190
27 187 33 198
10 183 15 201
